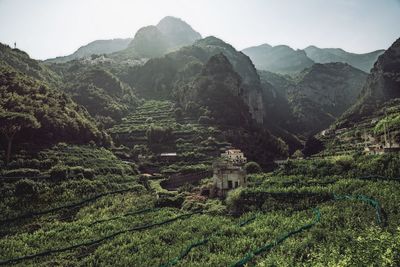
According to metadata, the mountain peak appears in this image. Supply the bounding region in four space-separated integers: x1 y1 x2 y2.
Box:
156 16 201 49
157 16 187 26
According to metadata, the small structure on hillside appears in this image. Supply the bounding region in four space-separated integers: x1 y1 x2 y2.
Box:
221 149 247 165
212 149 247 197
158 152 178 162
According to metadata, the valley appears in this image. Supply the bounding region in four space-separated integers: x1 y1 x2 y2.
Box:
0 9 399 267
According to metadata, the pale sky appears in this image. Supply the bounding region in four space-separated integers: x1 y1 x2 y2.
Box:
0 0 399 60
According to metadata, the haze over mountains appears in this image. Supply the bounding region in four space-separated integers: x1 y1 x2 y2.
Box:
304 46 384 73
46 16 385 75
242 43 384 74
1 16 399 153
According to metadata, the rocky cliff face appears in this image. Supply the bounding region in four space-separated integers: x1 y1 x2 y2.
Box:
339 38 400 126
188 53 253 126
194 37 264 124
290 63 367 118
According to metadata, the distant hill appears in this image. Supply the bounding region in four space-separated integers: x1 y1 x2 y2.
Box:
111 16 202 60
242 43 385 74
45 38 132 63
0 43 60 86
304 46 384 72
259 63 368 136
242 44 314 74
45 16 202 63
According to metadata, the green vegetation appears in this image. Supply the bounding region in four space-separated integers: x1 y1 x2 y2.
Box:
0 23 399 267
244 161 262 174
1 152 400 266
374 113 400 134
0 112 40 165
0 65 109 160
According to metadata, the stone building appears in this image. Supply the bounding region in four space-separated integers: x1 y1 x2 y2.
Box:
212 149 247 197
221 149 247 165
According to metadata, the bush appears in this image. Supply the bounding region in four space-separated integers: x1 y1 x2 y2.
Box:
204 199 227 215
14 179 39 198
244 161 261 174
226 187 244 214
155 194 184 208
49 165 69 180
49 165 95 181
292 150 304 159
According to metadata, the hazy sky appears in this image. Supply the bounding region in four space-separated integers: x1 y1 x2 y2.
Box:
0 0 399 60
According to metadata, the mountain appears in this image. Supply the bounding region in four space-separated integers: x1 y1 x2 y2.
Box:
242 44 314 74
45 38 132 63
156 16 202 49
183 53 252 127
304 46 384 72
112 16 202 60
0 43 60 86
115 36 264 124
259 63 368 136
338 38 400 127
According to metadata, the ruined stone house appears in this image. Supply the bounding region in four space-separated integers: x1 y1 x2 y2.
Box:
212 149 247 197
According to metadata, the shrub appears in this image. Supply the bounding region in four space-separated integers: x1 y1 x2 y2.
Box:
226 187 244 214
155 194 184 208
244 161 261 174
204 199 227 215
49 165 69 181
49 165 95 180
139 175 150 190
14 179 39 198
292 149 304 159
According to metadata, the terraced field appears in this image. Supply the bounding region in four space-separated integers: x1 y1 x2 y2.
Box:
108 100 232 174
1 145 399 266
320 100 400 156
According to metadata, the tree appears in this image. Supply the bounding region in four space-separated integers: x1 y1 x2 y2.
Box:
0 112 40 165
244 161 262 174
292 149 304 159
